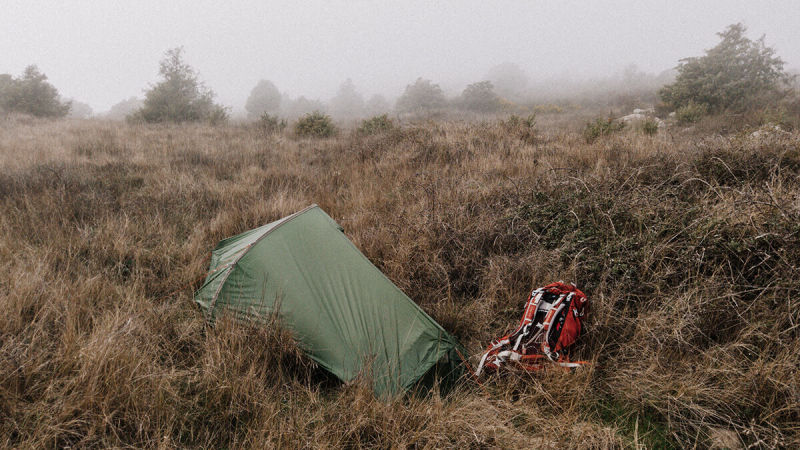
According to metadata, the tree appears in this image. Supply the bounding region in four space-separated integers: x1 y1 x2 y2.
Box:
365 94 391 116
460 81 499 112
485 62 528 100
0 66 71 117
245 79 281 118
659 23 794 113
133 47 227 123
0 74 13 98
283 95 327 119
396 78 446 113
0 74 12 114
67 99 93 119
106 97 143 120
331 78 364 118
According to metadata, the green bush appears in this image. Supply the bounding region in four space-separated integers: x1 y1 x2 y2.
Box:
294 111 337 138
259 113 288 133
357 114 395 135
675 102 706 124
641 119 659 135
758 105 793 129
501 114 536 129
583 116 624 143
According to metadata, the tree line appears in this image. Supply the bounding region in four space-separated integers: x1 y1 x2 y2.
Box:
1 24 796 124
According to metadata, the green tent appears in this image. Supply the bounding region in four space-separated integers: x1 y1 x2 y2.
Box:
194 205 464 397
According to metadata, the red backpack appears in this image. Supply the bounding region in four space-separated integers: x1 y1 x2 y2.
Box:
476 282 589 375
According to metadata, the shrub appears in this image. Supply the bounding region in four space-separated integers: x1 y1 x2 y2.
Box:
500 114 537 144
532 103 564 114
0 66 71 118
294 111 337 138
357 114 395 135
641 119 659 135
501 114 536 129
758 105 794 129
460 81 499 113
584 116 624 143
675 102 706 124
245 80 281 119
396 78 446 113
133 47 226 123
207 105 230 126
260 113 287 134
259 113 288 134
659 23 794 114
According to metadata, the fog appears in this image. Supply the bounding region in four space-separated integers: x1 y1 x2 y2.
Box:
3 0 799 114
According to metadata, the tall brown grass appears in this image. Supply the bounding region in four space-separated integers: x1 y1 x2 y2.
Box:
1 112 798 448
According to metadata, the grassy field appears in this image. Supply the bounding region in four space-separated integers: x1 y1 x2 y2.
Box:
1 113 799 449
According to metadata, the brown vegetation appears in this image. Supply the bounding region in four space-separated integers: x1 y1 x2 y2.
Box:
1 113 798 448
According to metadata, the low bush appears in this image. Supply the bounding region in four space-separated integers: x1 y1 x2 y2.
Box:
499 114 537 144
583 116 624 143
207 105 230 126
357 114 395 135
532 103 565 114
259 113 288 134
758 105 795 130
294 111 337 138
501 114 536 129
641 118 659 135
675 102 706 124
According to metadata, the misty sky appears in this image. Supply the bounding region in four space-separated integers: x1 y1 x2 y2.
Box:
3 0 799 113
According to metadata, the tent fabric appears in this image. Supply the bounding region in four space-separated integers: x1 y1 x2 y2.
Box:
194 205 463 397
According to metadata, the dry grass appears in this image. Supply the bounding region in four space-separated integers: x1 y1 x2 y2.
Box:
1 112 799 449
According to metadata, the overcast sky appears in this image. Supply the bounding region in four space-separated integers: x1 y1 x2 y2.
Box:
3 0 799 113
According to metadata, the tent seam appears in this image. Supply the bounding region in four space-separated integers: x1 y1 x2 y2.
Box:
206 203 320 320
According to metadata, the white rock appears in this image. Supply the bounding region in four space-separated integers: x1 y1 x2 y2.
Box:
751 124 791 140
619 113 646 123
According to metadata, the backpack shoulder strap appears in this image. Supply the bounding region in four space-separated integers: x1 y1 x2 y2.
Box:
541 292 574 360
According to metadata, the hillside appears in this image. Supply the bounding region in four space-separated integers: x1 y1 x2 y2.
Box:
1 115 798 449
